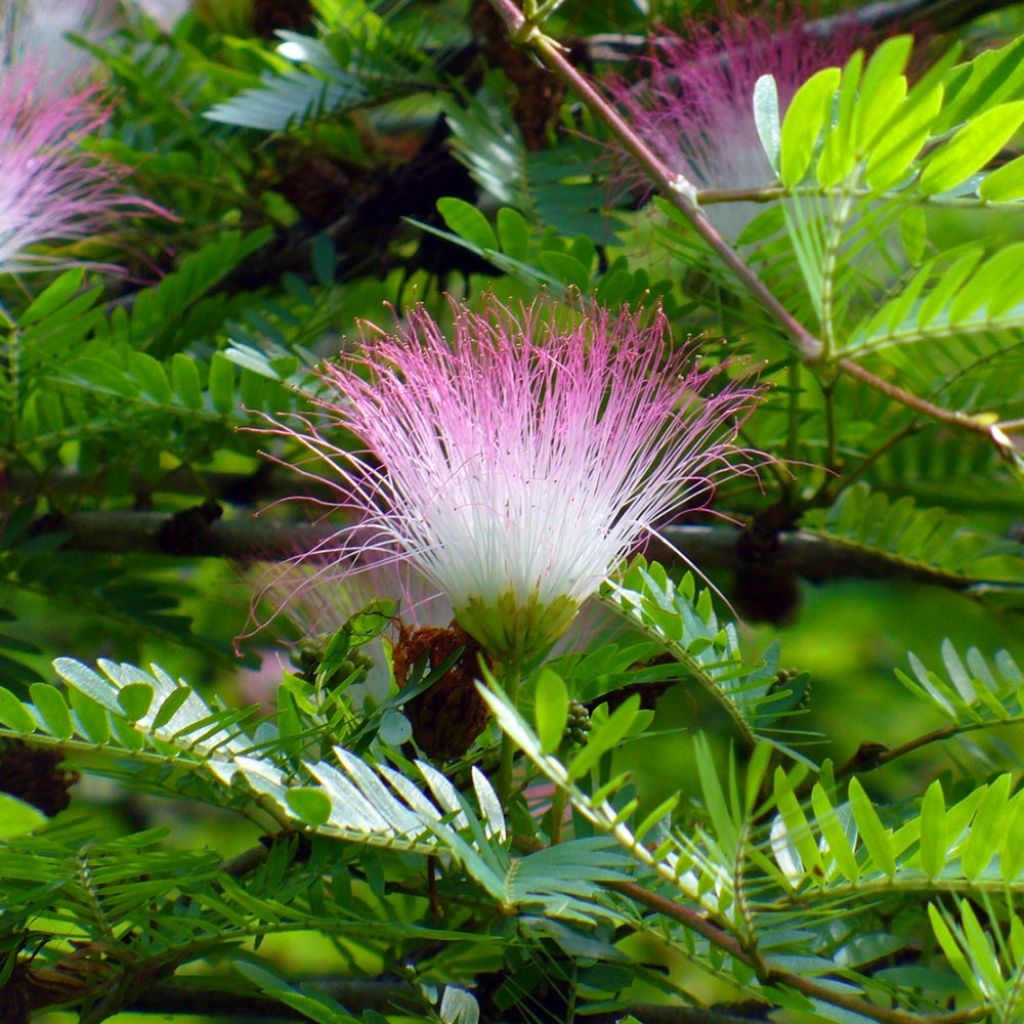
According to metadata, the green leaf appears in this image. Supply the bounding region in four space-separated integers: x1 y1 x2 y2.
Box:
848 777 895 877
960 774 1011 880
958 900 1003 996
53 658 122 715
780 67 841 187
980 153 1024 200
602 561 789 756
595 268 634 305
497 207 529 261
753 74 781 173
949 242 1024 321
345 600 396 647
29 683 72 740
311 232 336 287
234 961 360 1024
437 197 497 251
129 352 173 404
811 783 860 883
865 83 944 190
537 251 591 291
19 269 84 326
695 735 738 855
68 688 109 745
854 35 913 148
917 249 983 327
0 793 47 839
744 742 774 816
635 792 681 844
0 688 36 734
207 72 366 132
534 668 568 755
1001 800 1024 881
901 207 927 263
118 682 154 722
936 36 1024 133
816 50 863 187
171 354 204 410
287 787 332 826
919 101 1024 194
209 352 235 415
919 779 946 880
928 906 981 998
379 709 412 746
150 687 194 730
774 767 821 881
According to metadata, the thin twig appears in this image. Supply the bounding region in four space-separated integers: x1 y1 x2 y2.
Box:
835 714 1024 780
485 0 1011 442
486 0 825 362
610 880 986 1024
815 421 922 505
837 359 993 437
581 0 1017 61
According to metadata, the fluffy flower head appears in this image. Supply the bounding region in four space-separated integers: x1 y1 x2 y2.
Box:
4 0 119 88
0 4 162 276
272 298 761 662
607 12 859 238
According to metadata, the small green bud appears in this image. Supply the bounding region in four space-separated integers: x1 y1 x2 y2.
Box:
565 700 591 748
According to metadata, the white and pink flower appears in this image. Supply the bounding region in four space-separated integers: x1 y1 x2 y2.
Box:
606 13 859 238
0 2 160 275
264 298 762 662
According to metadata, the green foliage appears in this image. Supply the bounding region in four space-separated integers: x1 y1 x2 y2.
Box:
802 482 1024 593
3 3 1024 1023
601 559 804 753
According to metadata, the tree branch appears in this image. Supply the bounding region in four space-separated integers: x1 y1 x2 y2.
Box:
833 713 1024 779
609 881 986 1024
483 0 1013 444
125 980 418 1019
836 359 993 438
124 982 770 1023
31 510 1021 597
581 0 1016 60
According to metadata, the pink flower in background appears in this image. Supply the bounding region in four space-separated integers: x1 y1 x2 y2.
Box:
0 2 165 275
5 0 120 88
0 69 122 272
606 13 859 238
264 297 762 663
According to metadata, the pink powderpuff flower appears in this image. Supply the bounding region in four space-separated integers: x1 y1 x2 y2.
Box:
0 2 168 277
6 0 120 90
0 61 158 275
605 11 860 239
263 297 763 664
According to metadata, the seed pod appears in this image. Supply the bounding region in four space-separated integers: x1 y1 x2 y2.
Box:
392 623 489 761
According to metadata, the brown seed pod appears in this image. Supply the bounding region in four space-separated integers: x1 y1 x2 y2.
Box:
0 741 79 817
2 942 114 1020
392 623 489 761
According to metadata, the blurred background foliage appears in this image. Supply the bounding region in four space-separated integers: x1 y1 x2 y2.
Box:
1 0 1024 1021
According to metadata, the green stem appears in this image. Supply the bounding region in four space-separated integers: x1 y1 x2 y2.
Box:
484 0 1002 444
784 361 801 473
486 0 823 362
496 666 522 806
547 786 568 844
